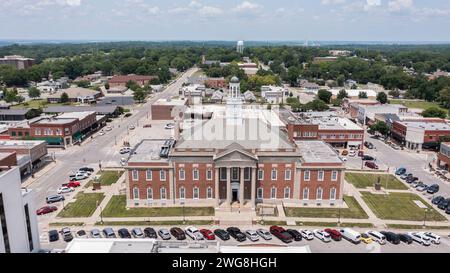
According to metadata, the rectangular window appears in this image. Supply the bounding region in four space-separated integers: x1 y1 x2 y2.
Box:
207 187 213 199
160 188 167 200
232 168 239 180
270 188 277 199
35 129 41 135
303 188 309 200
147 188 153 200
285 169 291 181
179 169 185 180
132 170 139 181
160 170 166 181
318 170 324 181
193 188 199 199
24 204 34 252
257 169 264 180
271 169 277 180
257 188 263 199
206 169 213 181
133 188 139 200
220 168 227 181
193 169 199 180
0 194 11 253
146 170 152 181
179 188 185 199
304 170 310 181
284 188 290 199
244 168 251 181
331 171 338 181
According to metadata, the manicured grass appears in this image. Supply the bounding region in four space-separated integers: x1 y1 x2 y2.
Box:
258 220 287 226
390 99 448 115
296 221 374 228
101 195 215 217
95 220 214 226
361 192 446 221
346 172 408 190
387 224 450 230
84 170 124 188
57 192 105 218
49 222 85 227
12 99 78 109
284 196 368 219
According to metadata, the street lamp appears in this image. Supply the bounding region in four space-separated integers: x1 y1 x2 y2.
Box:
181 202 186 224
423 208 429 228
337 206 342 226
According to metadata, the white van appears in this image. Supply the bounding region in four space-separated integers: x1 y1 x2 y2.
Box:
423 232 440 245
340 228 361 244
408 232 431 246
313 230 331 243
367 230 387 245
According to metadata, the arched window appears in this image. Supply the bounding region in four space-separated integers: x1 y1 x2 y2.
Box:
270 187 277 199
316 187 323 201
207 187 213 199
193 187 200 199
257 187 263 199
284 187 290 199
303 188 309 200
330 188 337 201
133 187 139 200
147 188 153 200
179 187 186 200
160 187 167 200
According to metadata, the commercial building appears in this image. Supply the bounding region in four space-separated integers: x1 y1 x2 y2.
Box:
151 99 188 120
0 140 48 178
357 104 409 126
109 75 157 88
0 109 29 121
205 77 228 89
0 55 35 70
47 87 101 104
181 84 207 105
437 143 450 171
391 119 450 150
43 105 120 118
125 77 345 210
281 111 364 150
0 166 40 253
342 99 380 119
329 89 377 100
261 86 287 104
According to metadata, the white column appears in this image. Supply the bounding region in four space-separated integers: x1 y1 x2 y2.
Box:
215 168 220 207
226 167 231 206
240 167 245 208
251 167 256 209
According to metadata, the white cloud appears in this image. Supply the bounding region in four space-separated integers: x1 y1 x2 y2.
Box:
364 0 381 11
388 0 414 12
199 6 223 16
321 0 346 5
234 1 262 13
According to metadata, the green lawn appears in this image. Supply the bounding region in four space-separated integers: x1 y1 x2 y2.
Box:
296 221 374 228
102 195 215 217
346 173 408 190
12 99 78 109
387 224 450 230
284 196 368 219
390 99 448 114
84 171 124 188
57 192 105 218
49 222 85 227
361 192 446 221
95 220 214 226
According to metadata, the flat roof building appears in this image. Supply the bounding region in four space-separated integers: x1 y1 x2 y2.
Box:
0 55 35 70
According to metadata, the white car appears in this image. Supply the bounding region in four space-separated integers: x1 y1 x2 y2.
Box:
185 227 204 240
165 123 175 130
128 125 135 130
120 158 127 166
57 186 74 194
245 230 260 242
256 229 272 240
349 151 356 157
105 126 112 131
408 232 431 246
77 170 91 177
340 156 347 162
99 131 106 136
300 230 314 240
313 230 331 242
366 230 386 245
423 232 440 245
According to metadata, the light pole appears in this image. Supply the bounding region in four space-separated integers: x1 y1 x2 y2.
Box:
337 206 341 226
423 208 428 228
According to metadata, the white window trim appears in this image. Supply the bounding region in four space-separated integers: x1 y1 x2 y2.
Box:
193 169 199 181
132 170 139 181
206 169 213 181
257 187 263 199
193 187 200 200
317 188 323 201
160 188 167 200
270 187 277 199
179 187 186 200
271 169 277 181
318 170 325 182
147 188 153 200
304 170 310 181
330 188 336 201
303 188 309 200
179 169 185 181
257 170 264 180
207 187 213 199
146 170 152 181
133 187 139 200
285 169 291 181
284 187 291 199
160 170 166 181
331 171 338 181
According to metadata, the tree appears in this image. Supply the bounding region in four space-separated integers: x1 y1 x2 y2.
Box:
75 80 90 88
422 107 447 119
317 89 332 104
376 92 388 104
133 89 146 103
60 92 69 103
369 121 390 136
28 87 41 99
126 80 140 91
4 90 18 104
389 89 401 99
438 86 450 109
302 99 329 112
358 91 368 99
337 89 348 100
105 82 110 90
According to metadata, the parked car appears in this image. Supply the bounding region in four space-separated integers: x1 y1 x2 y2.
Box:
214 229 230 241
365 161 379 170
165 123 175 130
348 150 357 157
143 124 152 128
62 181 81 188
76 230 87 238
200 229 215 240
342 150 349 156
245 230 260 242
299 229 314 240
269 226 293 243
171 227 187 240
79 167 94 173
395 167 407 176
105 126 112 131
340 156 347 162
424 232 441 244
48 230 59 242
416 184 429 192
90 229 102 238
398 233 413 244
144 227 157 238
158 229 171 240
408 232 431 246
69 173 88 181
401 173 413 180
57 186 75 194
103 228 116 238
362 155 375 161
406 176 419 184
432 196 445 205
367 230 386 245
413 181 425 189
446 206 450 214
340 228 361 244
46 195 65 204
128 125 135 130
360 233 373 244
118 228 132 239
36 205 58 215
380 231 400 245
185 226 203 240
364 141 374 149
120 147 131 154
131 228 145 238
227 227 246 242
256 229 272 240
324 229 342 241
61 227 73 242
286 229 302 241
120 158 127 166
438 198 450 210
313 230 331 243
427 184 440 194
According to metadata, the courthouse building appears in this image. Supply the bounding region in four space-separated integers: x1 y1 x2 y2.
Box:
125 77 345 210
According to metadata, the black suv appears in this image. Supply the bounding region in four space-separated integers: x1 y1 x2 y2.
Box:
170 227 186 240
399 233 413 244
362 155 375 161
438 198 450 210
427 184 440 194
48 230 59 242
286 229 302 241
380 231 400 245
144 227 157 238
118 228 132 238
214 229 230 241
432 196 445 205
226 227 246 242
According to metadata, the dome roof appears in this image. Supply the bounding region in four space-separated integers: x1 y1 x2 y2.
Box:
230 76 239 83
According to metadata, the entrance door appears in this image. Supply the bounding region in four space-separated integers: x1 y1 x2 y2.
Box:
232 189 239 202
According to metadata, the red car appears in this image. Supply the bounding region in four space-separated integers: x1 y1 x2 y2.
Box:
62 181 81 188
36 206 58 215
200 229 215 240
365 161 379 170
324 228 342 241
269 226 293 243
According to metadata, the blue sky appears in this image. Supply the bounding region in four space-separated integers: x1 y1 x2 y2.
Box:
1 0 450 41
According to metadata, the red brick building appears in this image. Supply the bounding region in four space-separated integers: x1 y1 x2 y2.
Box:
109 74 158 88
205 78 228 89
391 119 450 150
